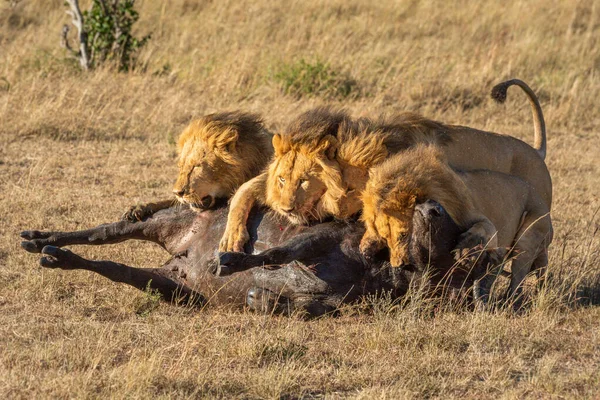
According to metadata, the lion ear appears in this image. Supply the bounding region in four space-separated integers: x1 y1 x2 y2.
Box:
177 125 193 152
313 135 339 160
272 134 290 157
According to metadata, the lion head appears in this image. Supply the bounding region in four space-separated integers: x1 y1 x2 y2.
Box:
174 111 272 211
264 108 349 225
360 145 472 267
264 109 452 225
360 182 418 267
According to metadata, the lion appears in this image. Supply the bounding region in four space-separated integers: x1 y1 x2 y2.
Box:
219 79 552 253
122 111 272 222
359 144 552 300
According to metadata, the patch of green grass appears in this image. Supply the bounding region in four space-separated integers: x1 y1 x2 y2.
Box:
274 59 358 99
134 281 163 317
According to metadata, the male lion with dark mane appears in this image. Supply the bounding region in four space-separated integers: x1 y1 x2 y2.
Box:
123 111 272 221
219 79 552 253
360 144 552 301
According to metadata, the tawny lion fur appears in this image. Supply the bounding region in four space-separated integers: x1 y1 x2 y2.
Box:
219 79 552 253
360 144 552 297
123 111 272 221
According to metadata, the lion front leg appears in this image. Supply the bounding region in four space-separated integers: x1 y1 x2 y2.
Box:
219 174 266 252
453 216 499 260
464 248 507 309
122 199 176 222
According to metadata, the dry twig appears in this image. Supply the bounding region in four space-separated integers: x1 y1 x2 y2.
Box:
62 0 90 71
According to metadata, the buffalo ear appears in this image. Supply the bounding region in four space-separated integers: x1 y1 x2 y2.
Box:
313 135 339 160
407 193 417 208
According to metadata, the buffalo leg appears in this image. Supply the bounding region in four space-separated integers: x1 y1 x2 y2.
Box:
21 208 198 254
38 245 203 305
217 228 338 276
21 220 164 253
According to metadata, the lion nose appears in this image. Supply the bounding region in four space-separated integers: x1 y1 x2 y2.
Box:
173 188 185 197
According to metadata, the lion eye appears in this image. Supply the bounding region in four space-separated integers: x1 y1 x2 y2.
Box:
299 178 309 189
278 176 285 185
398 232 409 241
346 188 356 194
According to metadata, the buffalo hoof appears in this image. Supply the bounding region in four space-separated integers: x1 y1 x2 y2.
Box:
215 252 245 276
215 251 261 276
39 246 81 270
20 231 55 254
20 230 50 240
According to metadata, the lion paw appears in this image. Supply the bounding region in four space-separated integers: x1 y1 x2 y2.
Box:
359 237 383 262
219 225 250 253
122 204 153 222
453 232 486 260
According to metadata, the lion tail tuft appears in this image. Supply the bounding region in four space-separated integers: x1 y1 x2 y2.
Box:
490 82 510 104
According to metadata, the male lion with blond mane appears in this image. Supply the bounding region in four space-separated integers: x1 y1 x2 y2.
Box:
219 79 552 253
359 144 552 301
123 111 272 221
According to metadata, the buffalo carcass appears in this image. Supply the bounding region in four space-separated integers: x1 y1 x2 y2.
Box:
20 201 502 317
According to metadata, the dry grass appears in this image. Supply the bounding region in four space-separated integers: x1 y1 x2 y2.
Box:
1 0 600 398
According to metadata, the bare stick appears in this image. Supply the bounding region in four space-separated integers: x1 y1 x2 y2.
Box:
64 0 91 70
60 25 76 55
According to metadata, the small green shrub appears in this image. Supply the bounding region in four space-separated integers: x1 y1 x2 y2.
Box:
274 59 358 99
62 0 150 71
83 0 150 71
134 281 162 317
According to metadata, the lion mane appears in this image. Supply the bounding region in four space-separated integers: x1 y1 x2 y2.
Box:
177 111 272 186
269 107 453 219
363 145 475 230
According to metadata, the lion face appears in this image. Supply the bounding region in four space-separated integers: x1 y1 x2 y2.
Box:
360 191 417 267
266 149 328 225
172 113 271 211
173 147 233 210
265 134 342 225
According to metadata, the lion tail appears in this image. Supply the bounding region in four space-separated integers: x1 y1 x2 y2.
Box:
491 79 547 161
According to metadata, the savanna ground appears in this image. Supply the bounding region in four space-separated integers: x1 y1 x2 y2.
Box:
1 0 600 398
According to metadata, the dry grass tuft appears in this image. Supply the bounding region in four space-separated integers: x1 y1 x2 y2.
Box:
1 0 600 397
